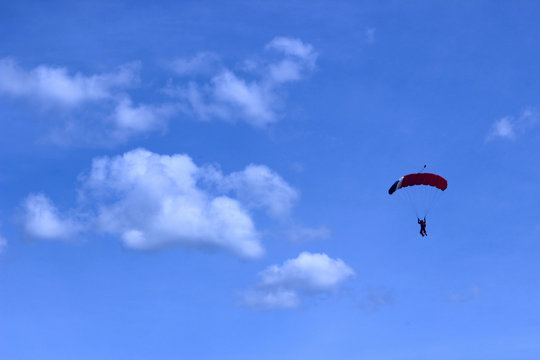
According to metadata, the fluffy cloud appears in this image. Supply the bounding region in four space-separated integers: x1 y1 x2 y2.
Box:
84 149 265 258
258 252 355 291
0 58 139 107
487 109 538 141
241 252 355 310
176 37 318 127
22 149 298 258
22 194 82 240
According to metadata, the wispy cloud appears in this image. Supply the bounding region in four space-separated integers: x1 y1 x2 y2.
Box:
241 252 355 310
21 149 300 259
265 37 317 67
488 117 515 140
358 286 395 311
265 37 317 83
486 109 538 141
212 71 275 124
1 37 317 146
448 285 481 303
0 58 139 107
365 27 376 43
242 288 300 309
0 234 6 254
174 37 318 127
286 224 331 242
0 58 177 145
170 52 222 77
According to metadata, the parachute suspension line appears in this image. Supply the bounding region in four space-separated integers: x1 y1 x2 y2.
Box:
426 186 435 215
421 186 432 217
388 171 447 220
406 184 441 218
424 185 443 217
403 187 420 218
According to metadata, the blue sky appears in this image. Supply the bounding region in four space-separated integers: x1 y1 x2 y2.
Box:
1 1 540 359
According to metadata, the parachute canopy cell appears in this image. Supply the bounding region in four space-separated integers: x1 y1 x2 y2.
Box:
388 173 448 195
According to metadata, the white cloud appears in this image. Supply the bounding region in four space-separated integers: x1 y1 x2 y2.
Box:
22 149 298 259
84 149 264 258
267 59 304 83
111 97 176 138
487 117 515 140
1 38 316 146
0 58 139 107
225 165 298 218
258 252 355 291
0 59 182 145
265 37 317 84
0 58 176 145
175 37 317 127
487 109 538 141
265 37 318 67
170 73 277 127
22 194 82 240
241 252 355 309
211 71 275 126
170 52 221 76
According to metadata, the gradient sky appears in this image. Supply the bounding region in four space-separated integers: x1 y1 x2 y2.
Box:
1 1 540 359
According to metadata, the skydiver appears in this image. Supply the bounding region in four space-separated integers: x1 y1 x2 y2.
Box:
418 217 427 237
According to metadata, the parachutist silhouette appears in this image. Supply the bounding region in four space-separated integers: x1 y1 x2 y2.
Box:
418 217 427 237
388 172 447 236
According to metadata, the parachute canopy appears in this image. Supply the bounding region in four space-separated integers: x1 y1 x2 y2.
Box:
388 173 447 195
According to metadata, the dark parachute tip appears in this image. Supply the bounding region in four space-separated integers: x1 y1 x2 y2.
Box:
388 180 399 195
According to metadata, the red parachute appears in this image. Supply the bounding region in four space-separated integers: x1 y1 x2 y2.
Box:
388 170 447 218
